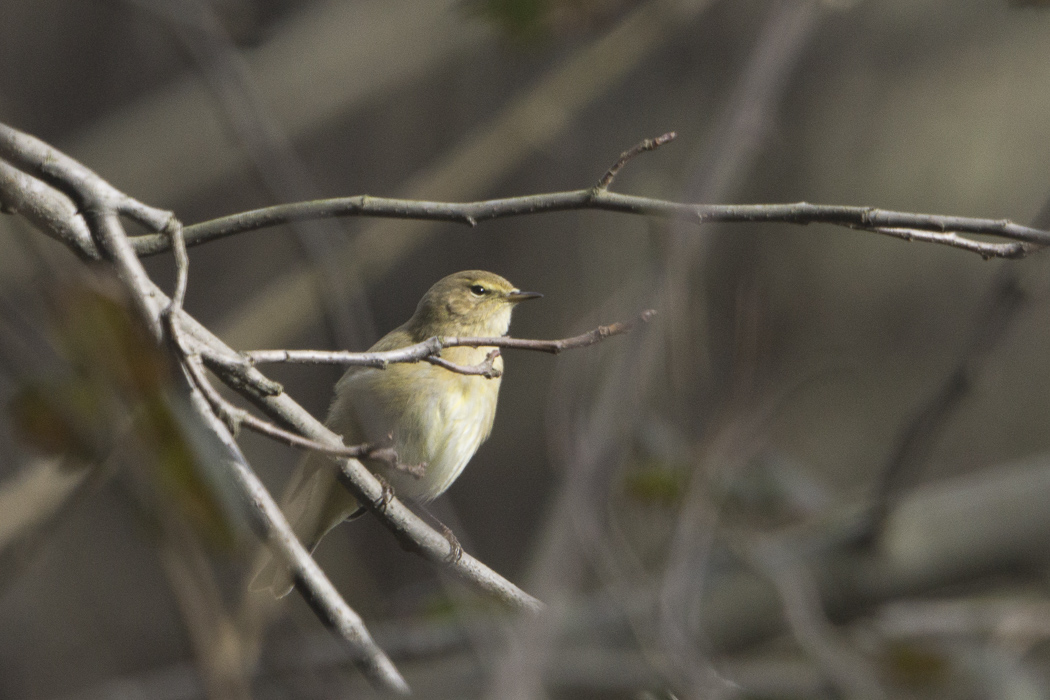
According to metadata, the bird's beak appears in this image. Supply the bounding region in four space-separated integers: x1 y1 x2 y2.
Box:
506 289 543 303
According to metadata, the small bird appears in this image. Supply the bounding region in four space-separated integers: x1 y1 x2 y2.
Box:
255 270 541 596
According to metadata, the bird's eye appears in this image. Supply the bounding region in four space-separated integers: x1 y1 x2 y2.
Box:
469 284 487 296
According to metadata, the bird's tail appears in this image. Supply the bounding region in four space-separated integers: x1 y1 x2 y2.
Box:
250 451 343 598
250 543 301 599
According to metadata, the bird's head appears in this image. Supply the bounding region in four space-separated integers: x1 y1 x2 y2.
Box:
409 270 542 338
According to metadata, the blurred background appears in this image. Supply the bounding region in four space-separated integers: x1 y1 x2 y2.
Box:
3 0 1050 698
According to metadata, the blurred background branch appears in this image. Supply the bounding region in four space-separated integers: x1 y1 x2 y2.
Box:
4 1 1050 698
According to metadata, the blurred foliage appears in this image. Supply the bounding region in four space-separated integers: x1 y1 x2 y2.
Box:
621 458 686 507
882 641 952 690
7 276 240 549
462 0 642 43
9 381 109 463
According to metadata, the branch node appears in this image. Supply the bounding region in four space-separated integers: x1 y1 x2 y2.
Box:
254 375 284 396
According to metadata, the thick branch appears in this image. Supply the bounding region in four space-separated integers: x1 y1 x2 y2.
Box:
0 122 176 339
0 123 173 232
0 159 98 259
181 375 409 694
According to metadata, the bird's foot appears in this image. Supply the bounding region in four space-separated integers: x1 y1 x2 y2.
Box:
372 474 395 512
396 460 427 480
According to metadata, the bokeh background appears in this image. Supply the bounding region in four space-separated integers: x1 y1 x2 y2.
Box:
4 1 1050 698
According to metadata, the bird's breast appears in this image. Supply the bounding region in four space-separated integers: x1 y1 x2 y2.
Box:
350 345 502 501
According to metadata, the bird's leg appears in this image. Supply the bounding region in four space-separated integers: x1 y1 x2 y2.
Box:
415 503 465 563
438 522 463 563
395 460 427 480
367 436 426 480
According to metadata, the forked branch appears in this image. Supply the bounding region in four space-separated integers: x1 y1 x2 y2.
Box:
245 310 657 371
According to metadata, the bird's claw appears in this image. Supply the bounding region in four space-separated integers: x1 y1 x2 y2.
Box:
373 474 395 511
439 523 463 563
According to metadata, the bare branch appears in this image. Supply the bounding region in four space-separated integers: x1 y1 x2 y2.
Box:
0 122 178 339
426 348 503 379
0 124 172 233
180 347 419 475
0 144 538 692
118 172 411 693
245 310 657 368
125 192 1050 260
0 158 549 615
191 340 545 613
0 159 98 259
596 131 676 190
180 374 410 695
857 225 1036 260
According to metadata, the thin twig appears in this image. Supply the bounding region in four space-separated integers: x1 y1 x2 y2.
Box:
192 351 414 463
182 348 423 477
245 310 657 368
426 349 503 378
595 131 676 190
856 225 1035 260
166 219 189 314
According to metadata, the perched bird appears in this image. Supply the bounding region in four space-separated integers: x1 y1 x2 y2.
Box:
255 270 541 596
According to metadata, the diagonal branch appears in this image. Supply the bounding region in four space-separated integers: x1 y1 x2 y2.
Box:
855 225 1036 260
596 131 677 190
188 331 545 612
180 348 422 477
0 147 429 695
180 373 410 694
